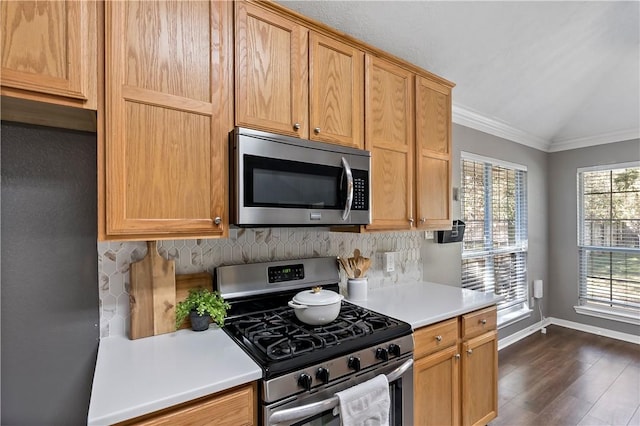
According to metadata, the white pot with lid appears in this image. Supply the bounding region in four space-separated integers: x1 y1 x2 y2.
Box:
288 286 344 325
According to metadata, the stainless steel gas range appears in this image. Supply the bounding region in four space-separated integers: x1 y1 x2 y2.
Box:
216 257 414 426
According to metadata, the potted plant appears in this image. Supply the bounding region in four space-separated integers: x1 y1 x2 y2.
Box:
175 288 230 331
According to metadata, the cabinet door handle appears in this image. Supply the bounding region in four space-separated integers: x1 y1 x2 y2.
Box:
408 218 414 225
480 319 487 325
419 217 426 224
454 353 461 360
467 349 473 355
435 335 443 342
314 127 321 134
214 216 222 225
293 123 301 130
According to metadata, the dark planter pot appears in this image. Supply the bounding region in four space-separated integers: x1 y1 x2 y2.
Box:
189 311 211 331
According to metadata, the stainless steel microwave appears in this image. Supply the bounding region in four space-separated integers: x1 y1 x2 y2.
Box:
231 127 371 226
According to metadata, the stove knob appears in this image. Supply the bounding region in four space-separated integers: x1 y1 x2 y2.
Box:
376 348 389 362
388 344 401 357
348 356 361 372
298 373 313 391
316 367 330 384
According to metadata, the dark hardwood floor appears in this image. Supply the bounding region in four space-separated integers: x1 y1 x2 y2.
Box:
490 325 640 426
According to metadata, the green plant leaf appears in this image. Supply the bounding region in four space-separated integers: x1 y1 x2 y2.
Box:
175 287 230 330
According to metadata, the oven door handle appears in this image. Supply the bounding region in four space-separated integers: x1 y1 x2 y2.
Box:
341 156 354 221
268 358 413 425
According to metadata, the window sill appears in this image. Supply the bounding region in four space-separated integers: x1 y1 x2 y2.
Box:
498 308 532 329
574 305 640 326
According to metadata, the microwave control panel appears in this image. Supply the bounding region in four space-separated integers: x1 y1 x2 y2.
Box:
352 169 369 211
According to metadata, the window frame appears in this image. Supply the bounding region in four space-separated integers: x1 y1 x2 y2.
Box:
575 161 640 325
460 152 530 327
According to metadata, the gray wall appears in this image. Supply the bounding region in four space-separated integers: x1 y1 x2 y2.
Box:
548 138 640 335
1 122 99 424
422 124 549 340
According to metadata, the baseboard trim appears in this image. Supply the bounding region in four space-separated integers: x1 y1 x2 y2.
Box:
498 317 640 350
548 317 640 345
497 318 551 351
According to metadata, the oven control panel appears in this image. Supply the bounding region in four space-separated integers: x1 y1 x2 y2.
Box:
262 334 414 403
268 264 304 283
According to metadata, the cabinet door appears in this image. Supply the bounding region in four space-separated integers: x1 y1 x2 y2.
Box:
461 331 498 426
414 345 460 426
309 33 364 149
365 55 414 231
415 76 452 229
123 383 256 426
104 1 229 238
235 2 309 138
1 0 97 109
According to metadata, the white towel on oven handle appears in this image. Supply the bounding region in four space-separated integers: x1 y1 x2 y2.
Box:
334 374 390 426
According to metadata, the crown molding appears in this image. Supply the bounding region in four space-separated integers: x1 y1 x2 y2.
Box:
549 128 640 152
452 104 551 152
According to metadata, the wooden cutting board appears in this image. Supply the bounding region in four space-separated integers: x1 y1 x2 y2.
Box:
175 272 214 330
129 241 176 339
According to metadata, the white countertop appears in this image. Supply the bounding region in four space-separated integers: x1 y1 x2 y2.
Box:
87 327 261 425
88 282 499 424
349 281 502 329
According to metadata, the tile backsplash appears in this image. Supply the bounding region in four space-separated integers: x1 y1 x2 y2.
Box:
98 228 423 338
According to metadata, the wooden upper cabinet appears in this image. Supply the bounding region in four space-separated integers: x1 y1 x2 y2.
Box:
309 33 364 149
235 1 309 137
1 0 97 109
415 76 452 230
102 0 231 239
235 2 364 149
365 55 414 230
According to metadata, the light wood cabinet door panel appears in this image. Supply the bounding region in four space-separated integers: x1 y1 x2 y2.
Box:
416 76 452 229
1 0 97 109
365 55 414 230
235 2 308 137
414 345 460 426
461 331 498 426
310 32 364 148
104 0 229 237
462 305 497 339
413 317 459 359
122 383 256 426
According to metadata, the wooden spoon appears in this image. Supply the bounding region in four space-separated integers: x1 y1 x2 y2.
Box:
338 257 354 278
353 249 361 261
354 268 362 278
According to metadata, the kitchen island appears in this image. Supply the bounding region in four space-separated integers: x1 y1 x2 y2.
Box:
88 281 501 424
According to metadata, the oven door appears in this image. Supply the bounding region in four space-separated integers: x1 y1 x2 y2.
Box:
232 128 370 226
265 356 413 426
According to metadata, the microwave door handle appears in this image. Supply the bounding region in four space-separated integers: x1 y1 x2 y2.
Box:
341 157 354 221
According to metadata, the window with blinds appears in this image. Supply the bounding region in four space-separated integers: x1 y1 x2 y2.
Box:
577 163 640 316
461 154 528 318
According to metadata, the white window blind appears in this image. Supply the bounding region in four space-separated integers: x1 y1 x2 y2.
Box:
461 154 528 315
577 164 640 313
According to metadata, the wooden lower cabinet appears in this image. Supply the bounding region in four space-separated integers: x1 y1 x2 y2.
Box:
414 345 460 426
414 306 498 426
462 331 498 426
119 383 257 426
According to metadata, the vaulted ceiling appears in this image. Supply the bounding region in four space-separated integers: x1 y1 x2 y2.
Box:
278 1 640 152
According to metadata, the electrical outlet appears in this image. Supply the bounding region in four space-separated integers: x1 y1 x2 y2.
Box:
384 252 395 272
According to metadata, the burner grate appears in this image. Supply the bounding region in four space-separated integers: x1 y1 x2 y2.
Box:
226 302 399 362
